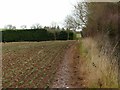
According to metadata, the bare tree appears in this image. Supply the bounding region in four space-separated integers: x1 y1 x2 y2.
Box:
64 2 88 32
4 24 16 30
30 23 42 29
51 21 57 29
73 2 88 28
64 15 77 40
12 26 16 30
20 25 27 29
64 15 77 31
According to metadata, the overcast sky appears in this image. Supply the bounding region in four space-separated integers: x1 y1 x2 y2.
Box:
0 0 118 29
0 0 79 29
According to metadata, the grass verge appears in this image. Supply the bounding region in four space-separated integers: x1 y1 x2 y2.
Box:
79 38 118 88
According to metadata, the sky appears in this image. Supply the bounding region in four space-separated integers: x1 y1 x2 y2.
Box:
0 0 79 29
0 0 118 29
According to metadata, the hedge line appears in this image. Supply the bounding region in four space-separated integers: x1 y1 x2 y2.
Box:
2 29 75 42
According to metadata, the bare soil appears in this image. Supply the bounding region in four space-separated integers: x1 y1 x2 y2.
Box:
51 42 86 88
3 41 81 88
2 41 87 88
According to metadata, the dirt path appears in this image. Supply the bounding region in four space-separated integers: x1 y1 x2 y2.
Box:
51 42 85 88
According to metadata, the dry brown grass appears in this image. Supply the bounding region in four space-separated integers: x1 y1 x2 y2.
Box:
79 37 118 88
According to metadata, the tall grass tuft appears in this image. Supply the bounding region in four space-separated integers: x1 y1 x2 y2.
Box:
80 37 119 88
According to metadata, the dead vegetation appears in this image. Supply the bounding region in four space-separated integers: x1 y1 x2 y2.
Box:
79 37 119 88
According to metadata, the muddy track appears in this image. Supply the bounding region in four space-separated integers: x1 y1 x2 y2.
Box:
51 42 85 88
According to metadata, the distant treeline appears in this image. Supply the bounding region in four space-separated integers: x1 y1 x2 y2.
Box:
2 29 75 42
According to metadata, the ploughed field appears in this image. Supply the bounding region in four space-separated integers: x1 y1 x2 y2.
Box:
2 41 75 88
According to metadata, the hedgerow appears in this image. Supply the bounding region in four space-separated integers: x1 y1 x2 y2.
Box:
2 29 75 42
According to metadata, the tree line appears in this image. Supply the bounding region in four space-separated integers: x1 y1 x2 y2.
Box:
2 28 75 42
